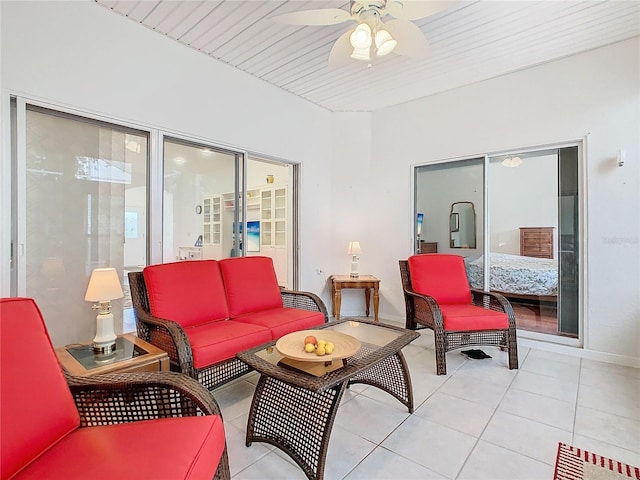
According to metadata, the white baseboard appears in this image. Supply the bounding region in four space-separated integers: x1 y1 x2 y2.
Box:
518 337 640 368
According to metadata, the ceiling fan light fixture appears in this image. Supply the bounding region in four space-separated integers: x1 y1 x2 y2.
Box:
375 28 397 56
501 156 523 168
350 23 372 49
350 46 371 61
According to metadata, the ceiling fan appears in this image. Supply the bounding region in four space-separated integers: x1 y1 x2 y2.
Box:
270 1 457 67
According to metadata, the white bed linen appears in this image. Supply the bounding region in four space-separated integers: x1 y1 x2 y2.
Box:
465 253 558 296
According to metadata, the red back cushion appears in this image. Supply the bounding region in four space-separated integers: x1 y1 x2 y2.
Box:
143 260 229 327
0 297 80 479
219 256 283 317
408 254 472 304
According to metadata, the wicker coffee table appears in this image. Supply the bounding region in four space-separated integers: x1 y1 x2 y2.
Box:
236 319 419 480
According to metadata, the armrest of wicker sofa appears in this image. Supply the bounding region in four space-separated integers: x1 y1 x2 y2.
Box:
66 371 222 426
131 308 197 378
280 289 329 322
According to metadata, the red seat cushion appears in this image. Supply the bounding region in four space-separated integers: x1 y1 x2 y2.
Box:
233 308 325 340
440 304 509 331
143 260 229 328
408 254 472 304
219 257 283 317
184 320 272 368
0 298 80 480
11 416 226 480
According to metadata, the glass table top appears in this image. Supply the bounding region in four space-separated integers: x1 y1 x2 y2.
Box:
237 320 419 391
66 336 146 370
254 320 406 366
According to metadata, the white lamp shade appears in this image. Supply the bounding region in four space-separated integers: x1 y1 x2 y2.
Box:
375 29 397 56
350 23 372 49
348 241 362 255
85 268 124 302
350 46 371 61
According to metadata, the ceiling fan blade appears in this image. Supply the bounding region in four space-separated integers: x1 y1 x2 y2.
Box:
386 19 430 58
385 1 457 20
270 8 353 26
328 30 356 68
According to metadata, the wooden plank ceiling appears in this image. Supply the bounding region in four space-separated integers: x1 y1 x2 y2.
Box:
96 0 640 112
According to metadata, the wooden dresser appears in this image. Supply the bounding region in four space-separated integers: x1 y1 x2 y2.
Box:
520 227 554 259
419 241 438 254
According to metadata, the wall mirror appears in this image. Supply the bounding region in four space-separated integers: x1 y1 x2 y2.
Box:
450 201 476 248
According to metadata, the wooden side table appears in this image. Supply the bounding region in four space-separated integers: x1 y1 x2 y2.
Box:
56 333 169 376
329 274 380 322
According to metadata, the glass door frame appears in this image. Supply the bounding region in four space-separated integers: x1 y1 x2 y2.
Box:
8 95 156 298
411 139 585 348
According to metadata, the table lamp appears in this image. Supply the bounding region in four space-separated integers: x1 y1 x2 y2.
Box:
348 241 361 278
85 267 124 353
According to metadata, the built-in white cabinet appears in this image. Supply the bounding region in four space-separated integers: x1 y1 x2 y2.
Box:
202 196 221 246
261 186 287 285
201 185 288 286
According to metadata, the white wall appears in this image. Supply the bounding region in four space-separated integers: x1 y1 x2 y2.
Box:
0 1 333 343
366 37 639 364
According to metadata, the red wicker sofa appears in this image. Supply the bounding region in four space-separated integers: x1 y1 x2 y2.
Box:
1 297 230 480
129 256 328 391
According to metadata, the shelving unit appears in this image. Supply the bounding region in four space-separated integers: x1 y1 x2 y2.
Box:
221 189 260 210
201 185 288 286
203 196 221 246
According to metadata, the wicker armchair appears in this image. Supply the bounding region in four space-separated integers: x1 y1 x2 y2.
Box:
399 255 518 375
1 297 230 480
129 259 328 391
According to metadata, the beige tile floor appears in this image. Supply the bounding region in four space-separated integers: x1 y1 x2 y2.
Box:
213 318 640 480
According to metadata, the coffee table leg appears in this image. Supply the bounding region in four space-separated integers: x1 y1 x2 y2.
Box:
348 351 414 413
246 375 347 480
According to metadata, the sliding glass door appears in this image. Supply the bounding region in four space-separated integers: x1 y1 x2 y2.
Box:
14 101 148 346
415 158 484 257
162 138 240 263
11 101 300 347
161 139 296 288
414 144 580 342
488 150 561 337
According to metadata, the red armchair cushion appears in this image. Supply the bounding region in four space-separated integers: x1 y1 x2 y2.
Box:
219 257 283 317
408 254 472 304
11 416 226 480
233 308 325 340
0 298 80 480
440 304 509 331
143 260 229 328
184 320 272 368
